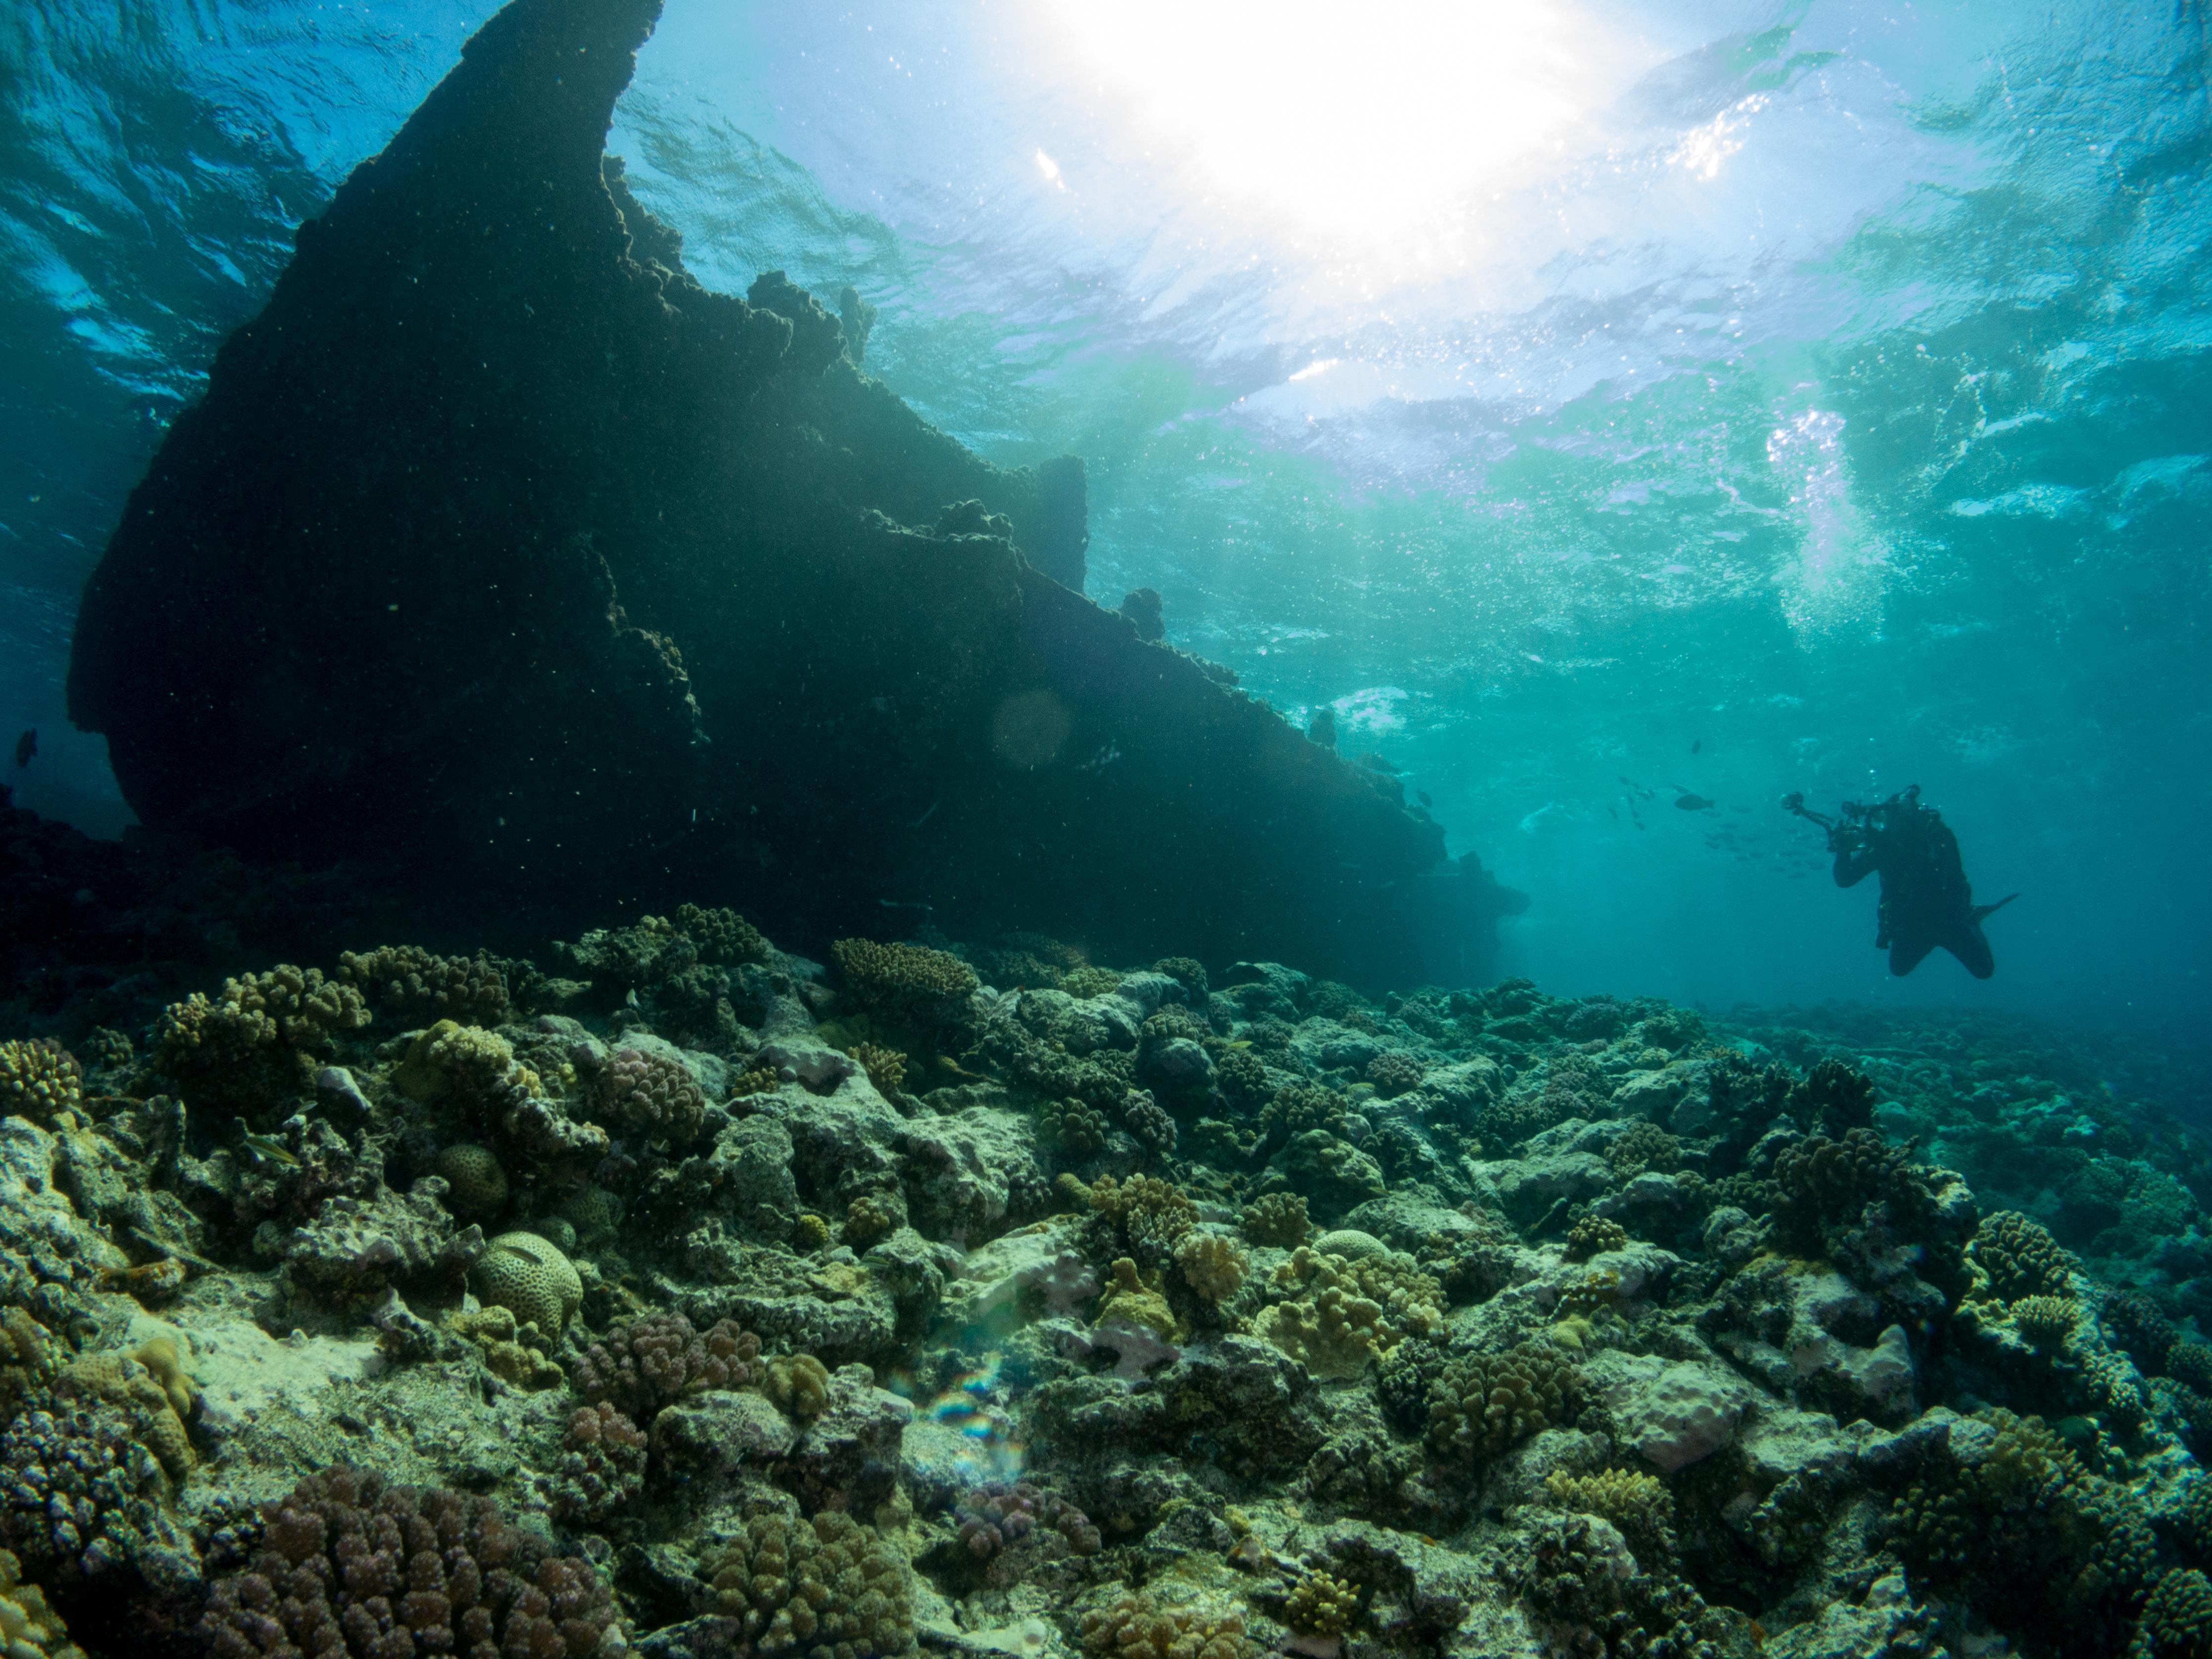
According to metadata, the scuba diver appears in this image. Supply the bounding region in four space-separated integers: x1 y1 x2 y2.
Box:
1784 786 2017 978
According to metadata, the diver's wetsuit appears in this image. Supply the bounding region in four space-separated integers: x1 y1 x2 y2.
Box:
1830 789 2007 978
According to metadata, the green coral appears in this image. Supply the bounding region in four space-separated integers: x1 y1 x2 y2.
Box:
675 902 772 965
1973 1211 2079 1302
1427 1340 1579 1461
1080 1592 1257 1659
831 938 978 1018
0 1040 82 1125
701 1511 917 1659
1564 1214 1629 1262
1240 1192 1312 1247
336 944 510 1024
471 1230 582 1334
2135 1570 2212 1659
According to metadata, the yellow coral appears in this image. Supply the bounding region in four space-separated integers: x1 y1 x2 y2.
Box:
1254 1287 1390 1381
1284 1573 1359 1638
472 1231 582 1333
0 1547 83 1658
766 1353 833 1419
849 1042 909 1093
1544 1467 1676 1560
61 1338 196 1478
1081 1592 1258 1659
1271 1246 1441 1343
395 1020 537 1106
0 1040 82 1125
447 1305 563 1389
1097 1257 1181 1341
1174 1233 1249 1304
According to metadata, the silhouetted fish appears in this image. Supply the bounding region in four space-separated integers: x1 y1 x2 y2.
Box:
11 730 31 768
1674 793 1716 811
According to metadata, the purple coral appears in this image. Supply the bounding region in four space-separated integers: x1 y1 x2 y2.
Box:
571 1310 762 1421
547 1402 646 1524
596 1046 706 1146
195 1465 615 1659
1119 1090 1177 1157
954 1482 1102 1560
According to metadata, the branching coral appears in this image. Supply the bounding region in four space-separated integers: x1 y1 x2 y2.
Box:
1770 1127 1935 1254
1173 1233 1249 1304
547 1401 645 1524
2136 1569 2212 1659
701 1511 917 1658
1080 1592 1258 1659
765 1354 832 1420
1284 1572 1360 1638
155 965 370 1109
1269 1246 1443 1346
1426 1340 1579 1462
0 1545 80 1657
1253 1287 1390 1381
675 902 771 965
595 1045 706 1145
1564 1215 1629 1262
954 1482 1101 1559
1080 1173 1197 1264
1039 1098 1109 1157
1973 1211 2079 1302
0 1040 82 1125
0 1396 177 1584
1606 1120 1680 1179
1363 1051 1426 1098
848 1043 908 1094
572 1311 763 1420
336 945 511 1025
1545 1468 1677 1566
1241 1192 1312 1248
831 939 977 1020
195 1466 615 1659
2012 1294 2082 1346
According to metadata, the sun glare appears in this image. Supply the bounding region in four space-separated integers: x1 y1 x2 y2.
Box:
1042 0 1595 249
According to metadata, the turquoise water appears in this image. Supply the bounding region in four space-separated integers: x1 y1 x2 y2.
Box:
4 1 2207 1040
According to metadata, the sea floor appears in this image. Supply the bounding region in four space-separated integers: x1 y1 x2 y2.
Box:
3 803 2212 1659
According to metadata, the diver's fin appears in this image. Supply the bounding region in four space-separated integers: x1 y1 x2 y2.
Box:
1972 893 2019 923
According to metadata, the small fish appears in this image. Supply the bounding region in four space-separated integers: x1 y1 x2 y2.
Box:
1416 790 1432 808
1674 793 1716 812
1691 738 1702 753
935 1056 986 1080
1226 1039 1253 1050
11 730 32 769
234 1119 300 1167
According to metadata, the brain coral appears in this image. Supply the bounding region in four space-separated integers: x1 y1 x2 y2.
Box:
701 1511 917 1659
470 1232 582 1334
434 1144 508 1219
0 1040 82 1125
195 1465 615 1659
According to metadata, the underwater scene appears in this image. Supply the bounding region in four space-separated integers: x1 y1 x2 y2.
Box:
3 1 2212 1655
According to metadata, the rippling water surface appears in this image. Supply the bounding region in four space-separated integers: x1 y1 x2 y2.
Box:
5 0 2208 1041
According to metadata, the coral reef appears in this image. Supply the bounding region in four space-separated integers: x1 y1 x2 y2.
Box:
572 1312 763 1421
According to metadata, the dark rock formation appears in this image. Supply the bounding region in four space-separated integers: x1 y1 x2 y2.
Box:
67 0 1503 984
